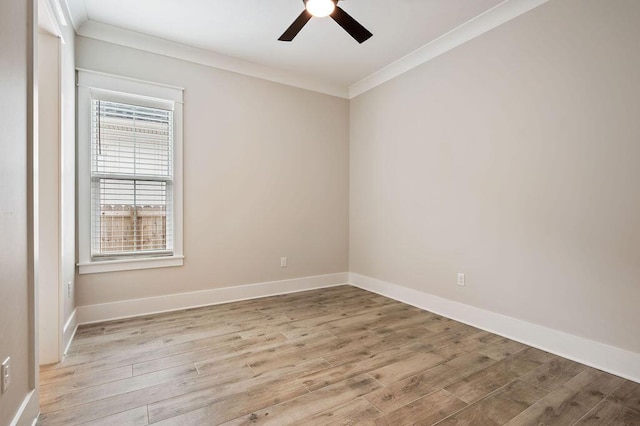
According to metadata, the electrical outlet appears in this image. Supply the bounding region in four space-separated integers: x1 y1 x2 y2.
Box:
457 273 465 287
68 282 72 298
280 257 287 267
1 357 10 394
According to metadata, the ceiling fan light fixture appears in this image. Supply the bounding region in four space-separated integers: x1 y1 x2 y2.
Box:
305 0 335 18
279 0 372 43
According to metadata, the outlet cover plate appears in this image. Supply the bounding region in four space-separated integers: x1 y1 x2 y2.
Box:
1 357 10 393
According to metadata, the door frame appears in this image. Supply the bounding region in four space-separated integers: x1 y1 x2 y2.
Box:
37 0 66 365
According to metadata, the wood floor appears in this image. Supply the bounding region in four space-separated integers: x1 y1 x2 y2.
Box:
38 286 640 425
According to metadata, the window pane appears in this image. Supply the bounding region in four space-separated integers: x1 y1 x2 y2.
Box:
90 98 174 258
92 100 173 178
92 178 172 256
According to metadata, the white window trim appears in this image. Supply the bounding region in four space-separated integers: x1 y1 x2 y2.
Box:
77 69 184 274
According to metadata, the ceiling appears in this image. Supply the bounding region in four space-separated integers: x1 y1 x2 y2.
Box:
63 0 549 97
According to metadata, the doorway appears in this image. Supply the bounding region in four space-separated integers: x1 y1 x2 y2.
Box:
37 0 65 365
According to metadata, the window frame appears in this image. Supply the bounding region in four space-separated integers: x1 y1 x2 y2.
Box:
77 69 184 274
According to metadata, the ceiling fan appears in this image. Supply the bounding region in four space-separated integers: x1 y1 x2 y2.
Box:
279 0 373 44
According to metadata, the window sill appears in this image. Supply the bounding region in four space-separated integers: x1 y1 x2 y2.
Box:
78 255 184 274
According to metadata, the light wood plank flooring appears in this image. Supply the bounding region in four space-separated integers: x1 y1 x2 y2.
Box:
38 286 640 425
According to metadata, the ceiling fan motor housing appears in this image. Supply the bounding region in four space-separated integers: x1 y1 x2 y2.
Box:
279 0 372 44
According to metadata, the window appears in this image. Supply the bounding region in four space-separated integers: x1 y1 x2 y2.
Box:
78 70 184 273
91 100 173 257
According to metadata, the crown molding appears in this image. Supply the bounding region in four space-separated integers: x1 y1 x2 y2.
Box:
39 0 71 40
66 0 549 99
77 20 350 99
51 0 68 26
348 0 550 98
61 0 86 32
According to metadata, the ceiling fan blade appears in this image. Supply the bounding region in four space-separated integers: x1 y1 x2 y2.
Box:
278 10 313 41
330 6 372 43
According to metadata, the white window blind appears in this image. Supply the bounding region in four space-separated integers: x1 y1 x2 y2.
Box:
90 99 174 258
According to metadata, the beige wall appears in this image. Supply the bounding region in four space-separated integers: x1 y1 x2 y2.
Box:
0 0 35 424
75 37 349 306
350 0 640 354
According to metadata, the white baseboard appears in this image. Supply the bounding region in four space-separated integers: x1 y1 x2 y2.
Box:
76 272 349 325
10 389 39 426
63 308 78 355
72 270 640 383
350 273 640 384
